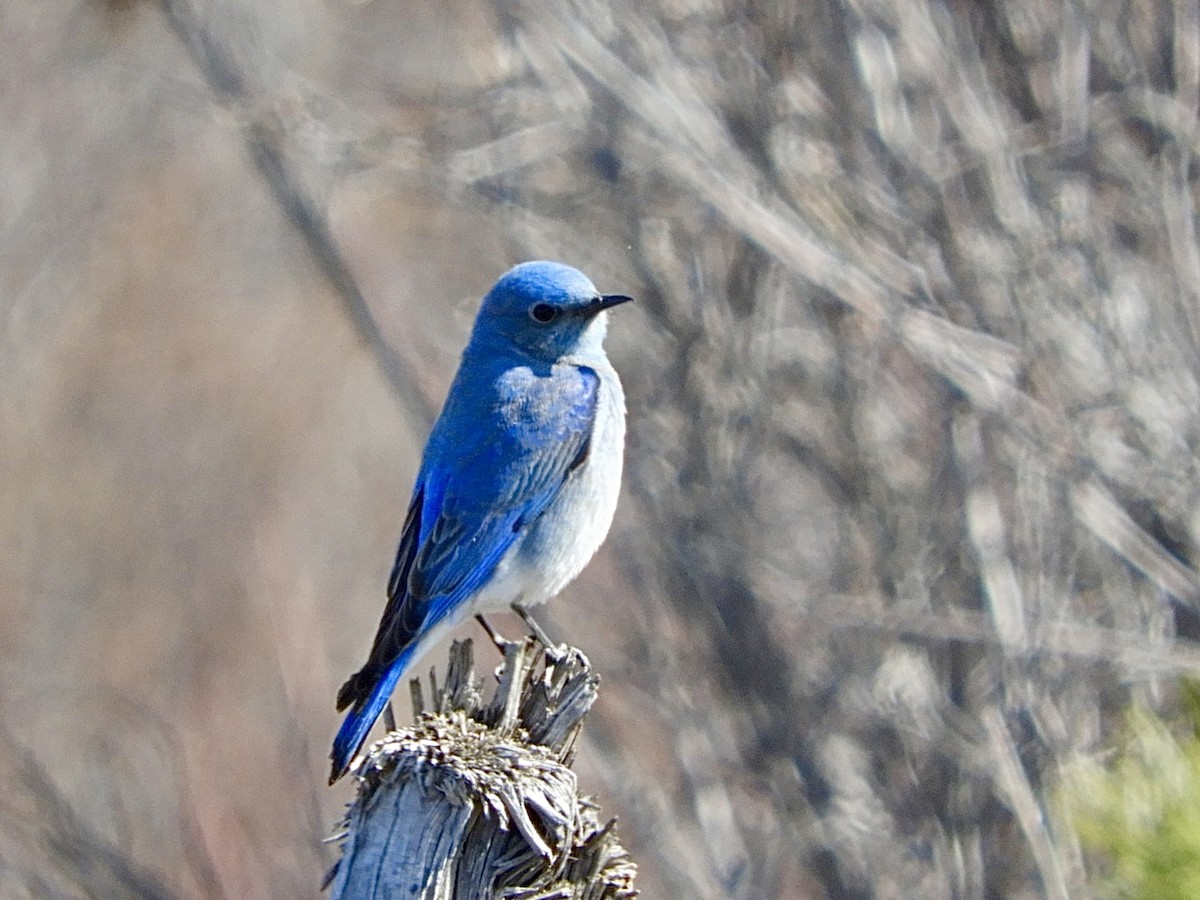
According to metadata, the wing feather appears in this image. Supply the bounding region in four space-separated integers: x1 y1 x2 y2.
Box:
336 364 599 710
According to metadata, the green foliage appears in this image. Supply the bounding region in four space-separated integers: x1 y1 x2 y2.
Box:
1066 686 1200 898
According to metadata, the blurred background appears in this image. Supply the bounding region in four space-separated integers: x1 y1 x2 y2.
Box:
5 0 1200 896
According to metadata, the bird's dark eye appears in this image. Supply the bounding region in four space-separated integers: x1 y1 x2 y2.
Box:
529 303 558 324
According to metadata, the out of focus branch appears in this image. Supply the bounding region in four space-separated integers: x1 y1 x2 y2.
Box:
510 0 1200 614
326 639 637 899
156 0 434 427
0 736 179 900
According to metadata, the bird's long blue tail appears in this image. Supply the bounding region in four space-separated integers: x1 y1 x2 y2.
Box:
329 649 413 783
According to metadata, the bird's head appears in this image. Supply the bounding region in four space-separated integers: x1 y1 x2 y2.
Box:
470 261 632 361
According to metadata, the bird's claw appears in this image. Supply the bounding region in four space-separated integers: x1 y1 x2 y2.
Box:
512 603 568 661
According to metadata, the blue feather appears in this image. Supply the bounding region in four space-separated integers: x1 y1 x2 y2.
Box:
329 644 416 782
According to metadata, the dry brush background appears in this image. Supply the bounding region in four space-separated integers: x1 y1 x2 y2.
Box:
4 0 1200 897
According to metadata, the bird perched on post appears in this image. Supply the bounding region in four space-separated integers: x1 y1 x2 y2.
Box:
330 261 631 783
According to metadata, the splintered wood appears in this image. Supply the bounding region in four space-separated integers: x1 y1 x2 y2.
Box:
327 638 638 899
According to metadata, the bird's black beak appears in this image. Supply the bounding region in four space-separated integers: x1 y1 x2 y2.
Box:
595 294 634 311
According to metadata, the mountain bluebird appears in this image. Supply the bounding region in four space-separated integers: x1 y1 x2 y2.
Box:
330 261 631 782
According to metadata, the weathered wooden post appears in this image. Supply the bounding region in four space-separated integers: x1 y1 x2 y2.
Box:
326 638 637 898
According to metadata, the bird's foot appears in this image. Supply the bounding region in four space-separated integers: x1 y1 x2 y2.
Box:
511 604 568 662
475 614 514 653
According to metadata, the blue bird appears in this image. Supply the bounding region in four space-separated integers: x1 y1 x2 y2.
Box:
330 261 631 783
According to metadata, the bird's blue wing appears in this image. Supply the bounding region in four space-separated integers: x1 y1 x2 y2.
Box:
331 365 599 781
406 364 600 617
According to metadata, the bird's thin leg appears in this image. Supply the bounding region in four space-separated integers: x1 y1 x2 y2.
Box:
512 603 565 657
382 702 396 733
475 614 510 652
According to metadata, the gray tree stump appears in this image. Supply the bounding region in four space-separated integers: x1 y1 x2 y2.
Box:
326 638 638 899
